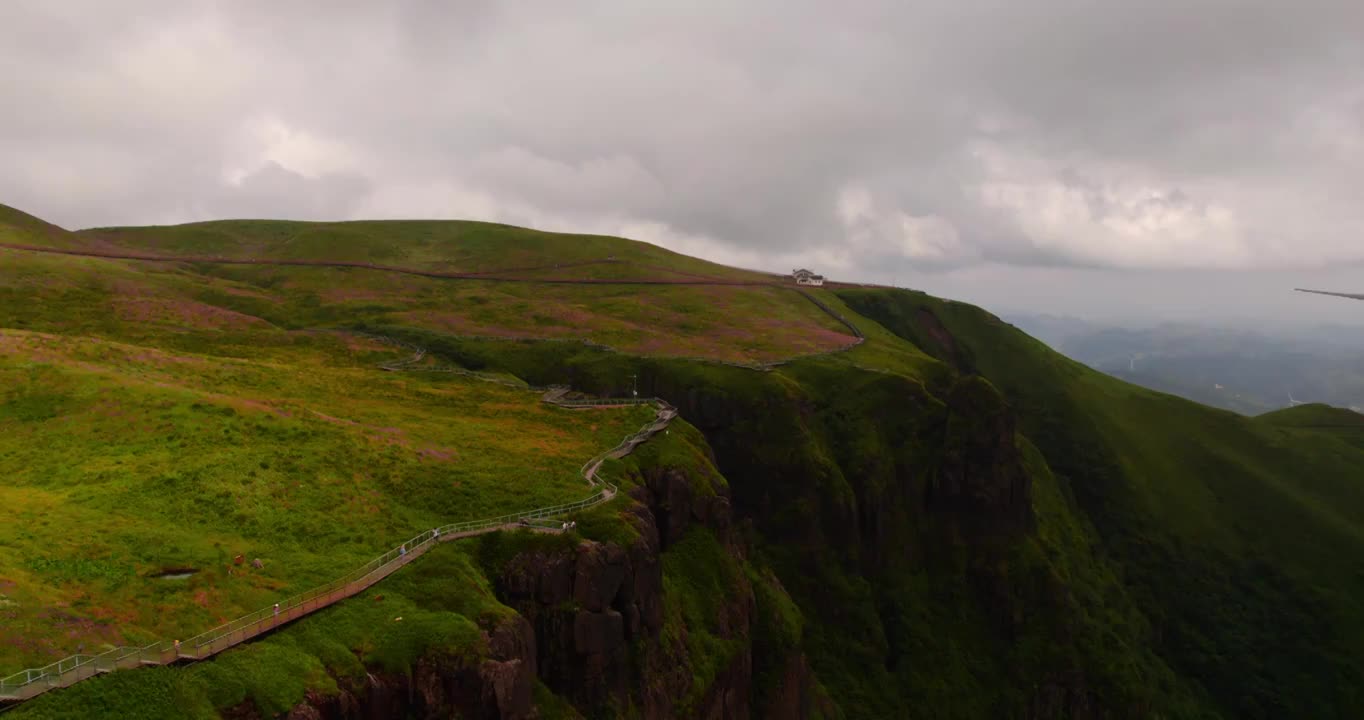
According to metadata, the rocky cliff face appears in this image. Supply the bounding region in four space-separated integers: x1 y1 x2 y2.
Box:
928 375 1035 541
259 292 1267 718
493 463 768 719
225 613 538 720
264 450 811 720
261 333 1051 719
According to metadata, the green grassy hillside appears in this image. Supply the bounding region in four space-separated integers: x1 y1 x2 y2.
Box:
82 218 769 280
836 288 1364 718
7 418 771 720
0 327 650 672
0 206 857 366
7 540 521 719
5 202 1364 718
0 205 847 713
0 205 80 249
1257 403 1364 451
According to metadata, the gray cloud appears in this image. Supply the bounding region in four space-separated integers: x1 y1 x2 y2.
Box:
2 0 1363 325
204 163 372 223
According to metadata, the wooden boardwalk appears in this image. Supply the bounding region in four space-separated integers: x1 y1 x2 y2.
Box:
1 396 675 704
0 523 559 702
0 243 783 705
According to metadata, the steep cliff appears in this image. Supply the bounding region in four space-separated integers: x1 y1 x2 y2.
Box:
836 287 1364 718
253 614 538 720
487 421 832 719
217 420 824 720
365 321 1200 717
200 319 1154 720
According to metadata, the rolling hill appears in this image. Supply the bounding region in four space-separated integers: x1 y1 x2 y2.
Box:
3 203 1364 718
0 209 861 368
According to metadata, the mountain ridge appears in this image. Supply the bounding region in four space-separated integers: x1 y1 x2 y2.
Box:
3 203 1363 718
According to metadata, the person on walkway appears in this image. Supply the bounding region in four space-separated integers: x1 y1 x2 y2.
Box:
274 602 280 618
400 544 407 557
173 639 180 655
433 527 439 539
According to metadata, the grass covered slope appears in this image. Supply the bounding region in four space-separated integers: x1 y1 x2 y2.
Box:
6 541 535 719
0 327 650 673
0 202 831 708
0 210 857 365
6 418 814 720
836 287 1364 718
1257 403 1364 451
80 218 769 280
0 204 79 249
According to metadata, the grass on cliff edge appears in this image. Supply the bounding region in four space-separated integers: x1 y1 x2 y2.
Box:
0 327 651 673
5 542 519 719
7 420 783 720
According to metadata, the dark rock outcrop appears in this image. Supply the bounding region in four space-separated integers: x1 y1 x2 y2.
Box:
927 375 1034 539
275 614 536 720
497 531 654 710
485 456 784 719
265 387 828 719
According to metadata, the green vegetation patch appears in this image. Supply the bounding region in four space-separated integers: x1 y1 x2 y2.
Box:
659 527 746 715
838 286 1364 717
7 544 511 720
0 329 649 672
44 217 862 364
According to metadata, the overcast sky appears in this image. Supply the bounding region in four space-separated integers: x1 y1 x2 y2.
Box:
3 1 1363 329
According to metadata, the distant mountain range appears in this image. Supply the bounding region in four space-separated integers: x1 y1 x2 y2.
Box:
1005 313 1364 415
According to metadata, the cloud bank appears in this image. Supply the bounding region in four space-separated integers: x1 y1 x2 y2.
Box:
2 0 1362 323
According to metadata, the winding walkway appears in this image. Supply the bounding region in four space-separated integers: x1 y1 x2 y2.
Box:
0 244 870 705
0 342 677 704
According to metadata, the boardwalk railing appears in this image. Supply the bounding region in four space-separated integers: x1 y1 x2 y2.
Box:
0 386 676 703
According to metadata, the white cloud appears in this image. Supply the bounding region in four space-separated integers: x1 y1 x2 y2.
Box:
897 214 969 262
836 184 978 267
225 115 362 185
970 141 1251 269
351 180 507 221
836 186 874 226
466 147 666 213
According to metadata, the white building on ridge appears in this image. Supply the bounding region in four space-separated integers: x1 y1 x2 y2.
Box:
791 268 825 286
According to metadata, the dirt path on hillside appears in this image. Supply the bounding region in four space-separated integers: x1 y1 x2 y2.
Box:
0 242 765 285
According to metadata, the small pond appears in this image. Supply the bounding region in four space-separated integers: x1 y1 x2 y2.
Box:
152 567 199 580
